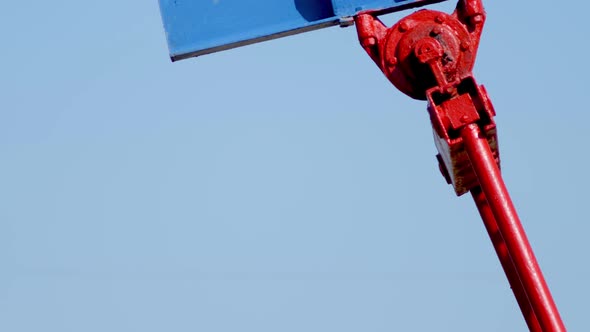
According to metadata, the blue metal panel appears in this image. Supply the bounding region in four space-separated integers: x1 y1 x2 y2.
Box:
159 0 447 61
332 0 443 16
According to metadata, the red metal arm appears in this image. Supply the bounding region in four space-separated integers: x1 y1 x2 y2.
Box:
471 187 543 332
354 1 566 330
462 124 565 331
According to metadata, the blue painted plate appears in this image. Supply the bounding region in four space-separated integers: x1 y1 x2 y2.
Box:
159 0 447 61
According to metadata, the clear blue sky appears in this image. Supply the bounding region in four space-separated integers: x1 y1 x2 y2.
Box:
1 1 588 331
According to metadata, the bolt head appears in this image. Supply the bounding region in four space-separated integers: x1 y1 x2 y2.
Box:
435 15 445 24
460 40 471 51
362 37 377 48
385 57 398 71
471 14 484 25
398 21 409 32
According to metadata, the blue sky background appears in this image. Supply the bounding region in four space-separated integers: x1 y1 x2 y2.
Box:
1 1 588 331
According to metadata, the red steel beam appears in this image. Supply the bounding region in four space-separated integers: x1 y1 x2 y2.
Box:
462 124 565 331
471 187 542 332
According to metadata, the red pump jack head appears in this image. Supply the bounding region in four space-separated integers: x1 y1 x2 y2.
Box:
354 2 568 330
355 0 498 196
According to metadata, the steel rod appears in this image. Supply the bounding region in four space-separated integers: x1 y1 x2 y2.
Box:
462 124 565 331
471 187 542 332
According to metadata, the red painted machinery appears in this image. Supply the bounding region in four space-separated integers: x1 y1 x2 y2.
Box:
355 1 566 330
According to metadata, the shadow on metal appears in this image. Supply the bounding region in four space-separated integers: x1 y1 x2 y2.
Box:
295 0 335 22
